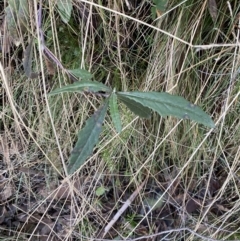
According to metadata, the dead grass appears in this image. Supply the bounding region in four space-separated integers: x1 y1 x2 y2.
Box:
0 0 240 240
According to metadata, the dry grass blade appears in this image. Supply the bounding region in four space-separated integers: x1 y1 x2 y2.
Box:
101 178 147 238
1 0 240 240
23 38 39 78
87 227 240 241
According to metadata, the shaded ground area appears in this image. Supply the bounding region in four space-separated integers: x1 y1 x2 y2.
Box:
0 145 239 240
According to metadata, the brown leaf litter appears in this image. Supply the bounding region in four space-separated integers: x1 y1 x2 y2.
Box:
0 155 238 241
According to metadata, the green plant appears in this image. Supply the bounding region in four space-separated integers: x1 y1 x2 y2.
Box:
49 69 215 175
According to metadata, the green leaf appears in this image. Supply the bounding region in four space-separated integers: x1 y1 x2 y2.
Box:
143 194 164 211
18 0 29 32
8 0 19 9
116 94 152 118
151 6 157 20
153 0 168 12
67 68 92 81
23 39 39 79
5 0 29 46
5 6 19 45
117 92 215 128
109 92 122 133
96 186 107 197
67 100 109 174
48 80 112 96
57 0 73 24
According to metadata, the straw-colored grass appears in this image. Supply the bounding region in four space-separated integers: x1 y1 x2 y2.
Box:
0 0 240 240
